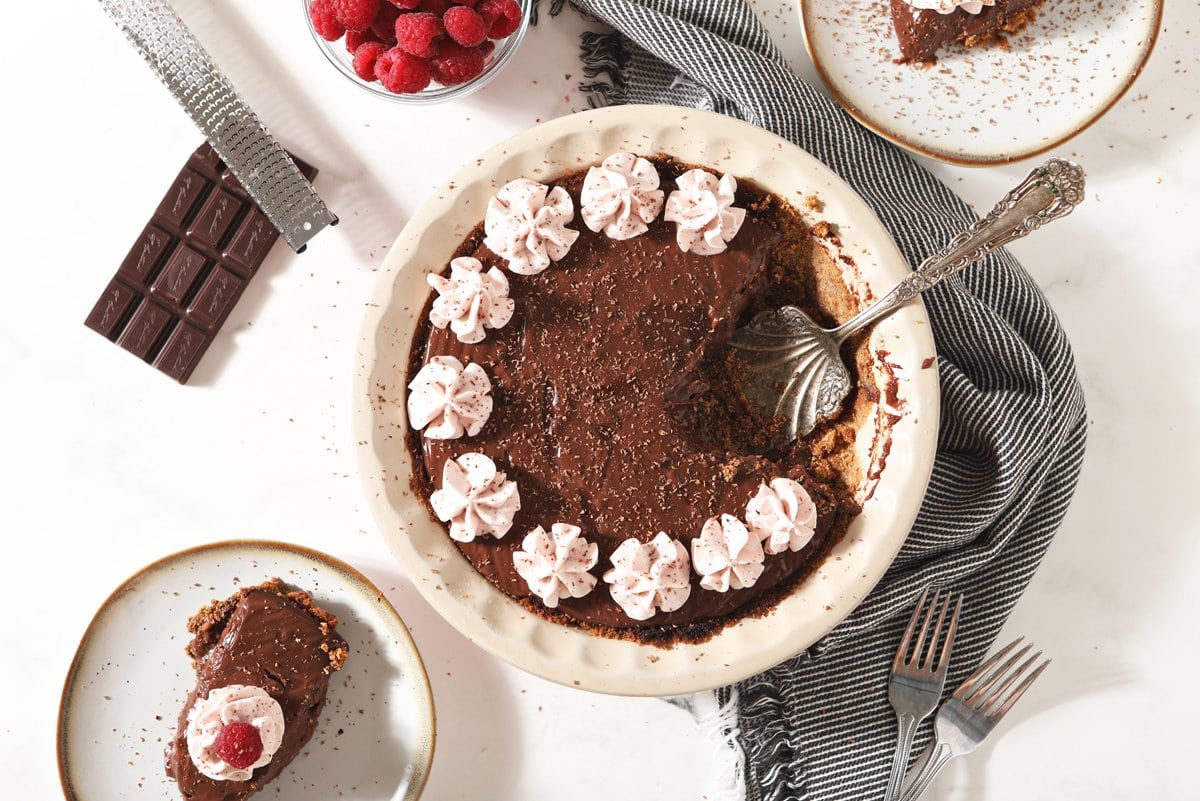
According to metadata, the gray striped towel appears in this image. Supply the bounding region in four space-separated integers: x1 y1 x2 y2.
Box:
542 1 1089 799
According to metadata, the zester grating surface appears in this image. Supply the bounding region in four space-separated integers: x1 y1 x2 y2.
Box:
98 0 336 252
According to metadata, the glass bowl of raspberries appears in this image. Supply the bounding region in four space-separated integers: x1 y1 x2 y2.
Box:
305 0 529 102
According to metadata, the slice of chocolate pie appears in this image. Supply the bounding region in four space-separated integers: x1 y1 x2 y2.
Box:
164 579 348 801
889 0 1046 63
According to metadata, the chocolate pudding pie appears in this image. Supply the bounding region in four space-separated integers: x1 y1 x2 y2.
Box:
405 153 880 644
889 0 1045 63
164 579 347 801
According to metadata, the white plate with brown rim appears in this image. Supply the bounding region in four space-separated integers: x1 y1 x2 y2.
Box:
799 0 1163 165
354 104 940 696
57 540 435 801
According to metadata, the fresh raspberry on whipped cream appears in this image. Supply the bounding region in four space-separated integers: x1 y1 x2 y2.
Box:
483 178 579 275
745 477 818 555
211 722 263 771
430 452 521 542
691 514 765 592
407 355 493 439
513 523 598 608
603 532 692 621
185 685 284 782
663 169 746 256
580 153 665 240
427 257 515 343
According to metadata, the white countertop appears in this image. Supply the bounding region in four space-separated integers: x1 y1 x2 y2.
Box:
3 1 1197 798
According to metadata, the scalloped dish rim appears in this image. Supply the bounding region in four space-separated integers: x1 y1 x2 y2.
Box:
353 105 940 696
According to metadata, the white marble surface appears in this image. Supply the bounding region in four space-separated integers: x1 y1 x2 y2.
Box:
2 1 1196 799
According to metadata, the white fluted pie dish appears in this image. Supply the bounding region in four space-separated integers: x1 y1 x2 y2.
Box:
354 105 940 696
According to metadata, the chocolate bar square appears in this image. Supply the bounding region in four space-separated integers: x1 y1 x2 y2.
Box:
85 143 318 383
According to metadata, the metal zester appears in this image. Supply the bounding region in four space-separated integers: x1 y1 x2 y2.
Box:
98 0 337 252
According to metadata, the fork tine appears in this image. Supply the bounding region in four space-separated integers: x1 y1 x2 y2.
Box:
965 643 1034 707
922 592 952 670
910 588 940 667
953 636 1024 701
893 585 930 671
978 650 1043 715
990 658 1051 722
935 594 963 673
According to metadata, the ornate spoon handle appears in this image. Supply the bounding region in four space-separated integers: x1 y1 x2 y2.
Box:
830 158 1085 345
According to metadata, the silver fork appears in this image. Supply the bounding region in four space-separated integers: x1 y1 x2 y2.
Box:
883 587 963 801
898 638 1051 801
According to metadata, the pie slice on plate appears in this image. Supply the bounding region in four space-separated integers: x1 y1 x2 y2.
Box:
888 0 1046 63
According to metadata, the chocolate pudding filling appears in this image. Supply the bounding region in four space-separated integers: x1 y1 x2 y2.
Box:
889 0 1044 64
407 156 877 644
165 579 348 801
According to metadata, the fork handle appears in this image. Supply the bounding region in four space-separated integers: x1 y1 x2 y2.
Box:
897 742 958 801
883 712 921 801
828 158 1085 346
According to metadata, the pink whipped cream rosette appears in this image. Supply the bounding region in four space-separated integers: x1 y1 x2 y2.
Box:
406 355 493 440
429 452 521 543
512 523 599 608
745 477 819 555
185 685 284 782
905 0 995 14
484 178 580 275
427 256 515 344
603 532 692 621
663 168 747 256
691 513 766 592
580 152 665 240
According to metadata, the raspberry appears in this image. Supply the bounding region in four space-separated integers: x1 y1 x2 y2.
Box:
353 40 388 80
345 28 377 52
443 6 487 47
478 0 521 39
376 47 433 93
394 12 445 58
388 0 423 8
371 4 400 42
309 0 346 41
431 41 486 85
451 0 480 6
419 0 453 15
333 0 380 32
212 722 263 771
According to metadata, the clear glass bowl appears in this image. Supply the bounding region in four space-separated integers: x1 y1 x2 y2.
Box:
302 0 531 104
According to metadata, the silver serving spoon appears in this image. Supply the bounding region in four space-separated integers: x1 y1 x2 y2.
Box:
728 157 1086 447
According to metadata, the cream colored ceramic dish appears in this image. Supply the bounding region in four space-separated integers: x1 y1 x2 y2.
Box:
58 540 435 801
354 105 940 696
800 0 1162 165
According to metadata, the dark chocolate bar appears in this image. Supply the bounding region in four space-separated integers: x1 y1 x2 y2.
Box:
85 143 317 383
